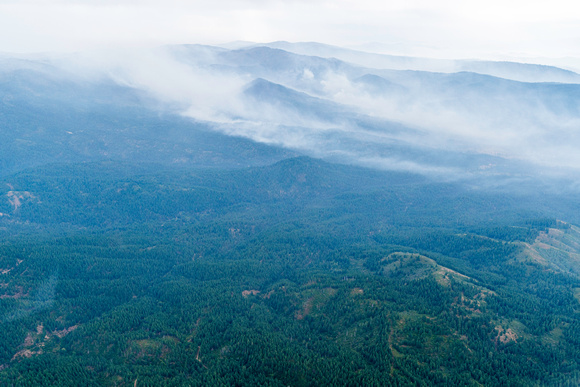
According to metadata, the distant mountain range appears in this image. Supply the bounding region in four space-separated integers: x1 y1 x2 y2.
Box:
3 42 580 186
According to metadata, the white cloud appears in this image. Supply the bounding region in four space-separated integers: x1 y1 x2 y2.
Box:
0 0 579 60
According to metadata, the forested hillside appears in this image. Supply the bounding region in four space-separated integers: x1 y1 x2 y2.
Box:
0 159 579 386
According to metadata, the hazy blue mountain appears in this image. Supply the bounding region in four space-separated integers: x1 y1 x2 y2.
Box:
214 46 359 96
243 77 357 124
239 77 532 180
6 44 580 185
457 60 580 83
204 45 580 176
3 43 580 186
352 73 408 95
0 62 296 176
257 40 580 83
256 41 455 71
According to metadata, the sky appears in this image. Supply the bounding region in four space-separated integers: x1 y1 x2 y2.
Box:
1 0 579 61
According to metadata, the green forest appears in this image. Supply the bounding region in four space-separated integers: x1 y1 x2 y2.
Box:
0 158 579 386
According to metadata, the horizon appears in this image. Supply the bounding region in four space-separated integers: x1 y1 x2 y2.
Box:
0 1 579 66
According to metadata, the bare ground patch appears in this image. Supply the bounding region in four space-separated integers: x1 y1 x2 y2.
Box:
0 285 26 299
295 297 314 320
351 287 364 295
495 327 518 344
242 289 260 297
53 325 79 338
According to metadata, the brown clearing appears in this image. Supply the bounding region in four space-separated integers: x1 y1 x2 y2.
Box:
495 327 518 344
0 286 26 299
23 333 35 347
295 297 314 320
536 242 551 250
53 325 78 338
7 191 38 212
12 349 42 360
242 289 260 297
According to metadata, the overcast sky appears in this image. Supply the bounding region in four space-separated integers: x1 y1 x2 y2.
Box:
1 0 579 60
